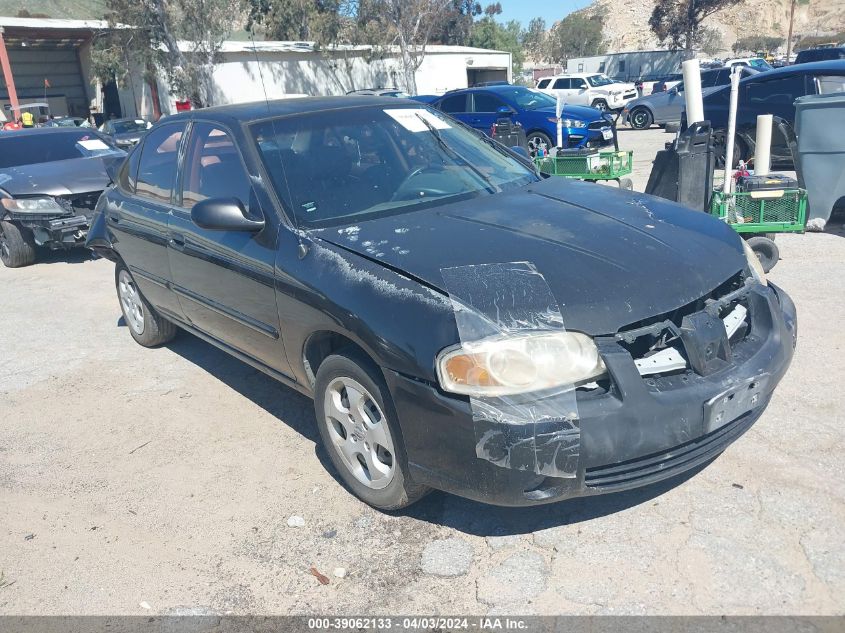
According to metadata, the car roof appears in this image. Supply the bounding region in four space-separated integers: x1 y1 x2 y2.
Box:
160 96 417 126
0 127 98 139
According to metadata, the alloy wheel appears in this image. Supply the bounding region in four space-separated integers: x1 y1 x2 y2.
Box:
323 376 396 490
118 269 145 335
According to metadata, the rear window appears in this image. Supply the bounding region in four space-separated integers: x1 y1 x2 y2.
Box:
0 131 121 169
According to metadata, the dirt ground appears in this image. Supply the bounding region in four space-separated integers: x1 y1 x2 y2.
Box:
1 128 843 616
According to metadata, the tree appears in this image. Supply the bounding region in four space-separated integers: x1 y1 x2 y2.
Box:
92 0 234 108
648 0 732 53
546 12 605 63
245 0 352 45
357 0 452 95
429 0 482 46
469 15 524 76
696 26 724 56
521 17 547 63
732 35 784 55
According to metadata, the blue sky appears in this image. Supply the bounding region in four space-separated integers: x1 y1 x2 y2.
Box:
496 0 587 27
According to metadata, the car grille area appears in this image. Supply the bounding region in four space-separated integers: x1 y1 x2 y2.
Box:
57 192 101 219
584 411 756 492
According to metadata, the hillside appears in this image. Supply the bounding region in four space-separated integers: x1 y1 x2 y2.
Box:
0 0 106 19
581 0 845 54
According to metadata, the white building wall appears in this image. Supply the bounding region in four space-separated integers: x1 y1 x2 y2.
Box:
148 44 511 117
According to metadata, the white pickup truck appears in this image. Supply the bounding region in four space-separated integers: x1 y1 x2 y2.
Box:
536 73 639 111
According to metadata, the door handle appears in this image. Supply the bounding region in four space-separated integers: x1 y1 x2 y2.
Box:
169 233 185 251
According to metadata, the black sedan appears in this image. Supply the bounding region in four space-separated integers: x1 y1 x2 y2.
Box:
1 128 124 268
699 59 845 166
86 98 796 509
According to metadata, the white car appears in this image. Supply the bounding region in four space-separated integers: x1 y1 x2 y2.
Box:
535 73 639 111
724 57 774 72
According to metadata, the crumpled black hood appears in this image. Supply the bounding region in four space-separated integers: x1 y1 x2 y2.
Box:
313 177 746 335
0 155 115 197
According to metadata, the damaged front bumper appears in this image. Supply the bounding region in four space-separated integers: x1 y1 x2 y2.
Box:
387 282 797 506
10 212 90 249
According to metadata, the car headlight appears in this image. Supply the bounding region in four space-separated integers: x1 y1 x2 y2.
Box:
742 239 768 286
1 197 65 213
436 331 607 397
547 118 587 128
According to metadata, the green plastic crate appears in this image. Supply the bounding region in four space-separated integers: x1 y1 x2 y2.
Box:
710 189 807 233
534 150 633 180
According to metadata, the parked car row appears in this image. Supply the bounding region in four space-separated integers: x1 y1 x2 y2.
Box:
418 84 615 155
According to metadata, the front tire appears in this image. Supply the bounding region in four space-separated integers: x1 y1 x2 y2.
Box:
628 107 653 130
115 264 177 347
591 99 609 112
314 350 429 510
0 220 37 268
526 130 553 156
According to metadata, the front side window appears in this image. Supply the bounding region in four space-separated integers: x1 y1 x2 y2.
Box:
571 78 588 90
817 75 845 94
135 123 185 203
181 123 251 210
746 76 807 107
472 93 507 113
251 106 539 228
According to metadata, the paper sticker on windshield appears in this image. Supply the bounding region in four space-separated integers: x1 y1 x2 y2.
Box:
384 109 451 133
77 139 110 151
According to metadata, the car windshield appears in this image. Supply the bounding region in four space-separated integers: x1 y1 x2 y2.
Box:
749 59 773 70
587 74 615 87
0 131 121 169
110 119 148 134
251 106 539 228
490 86 557 110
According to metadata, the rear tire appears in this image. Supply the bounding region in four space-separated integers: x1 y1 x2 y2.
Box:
628 107 653 130
746 236 780 273
115 263 177 347
314 350 429 510
0 220 37 268
714 130 746 169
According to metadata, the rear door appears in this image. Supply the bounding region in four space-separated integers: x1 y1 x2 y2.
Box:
105 122 186 320
741 73 813 161
434 93 471 126
166 121 291 375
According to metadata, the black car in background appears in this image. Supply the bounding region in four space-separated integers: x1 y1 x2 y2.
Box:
794 47 845 65
699 60 845 166
87 98 795 509
0 128 124 268
101 117 152 148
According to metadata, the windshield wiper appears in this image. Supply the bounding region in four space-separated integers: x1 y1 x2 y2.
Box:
414 113 496 192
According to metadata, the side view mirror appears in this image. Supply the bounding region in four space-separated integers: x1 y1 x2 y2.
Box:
191 197 264 232
509 145 530 158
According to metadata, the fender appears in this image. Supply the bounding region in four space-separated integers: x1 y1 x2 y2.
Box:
85 210 120 262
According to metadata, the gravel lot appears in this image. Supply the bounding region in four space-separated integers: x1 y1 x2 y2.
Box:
1 128 843 616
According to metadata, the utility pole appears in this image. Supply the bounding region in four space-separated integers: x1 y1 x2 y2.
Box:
0 27 20 117
786 0 796 63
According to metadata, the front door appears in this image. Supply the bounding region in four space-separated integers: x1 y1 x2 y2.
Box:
167 121 291 375
469 92 511 132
